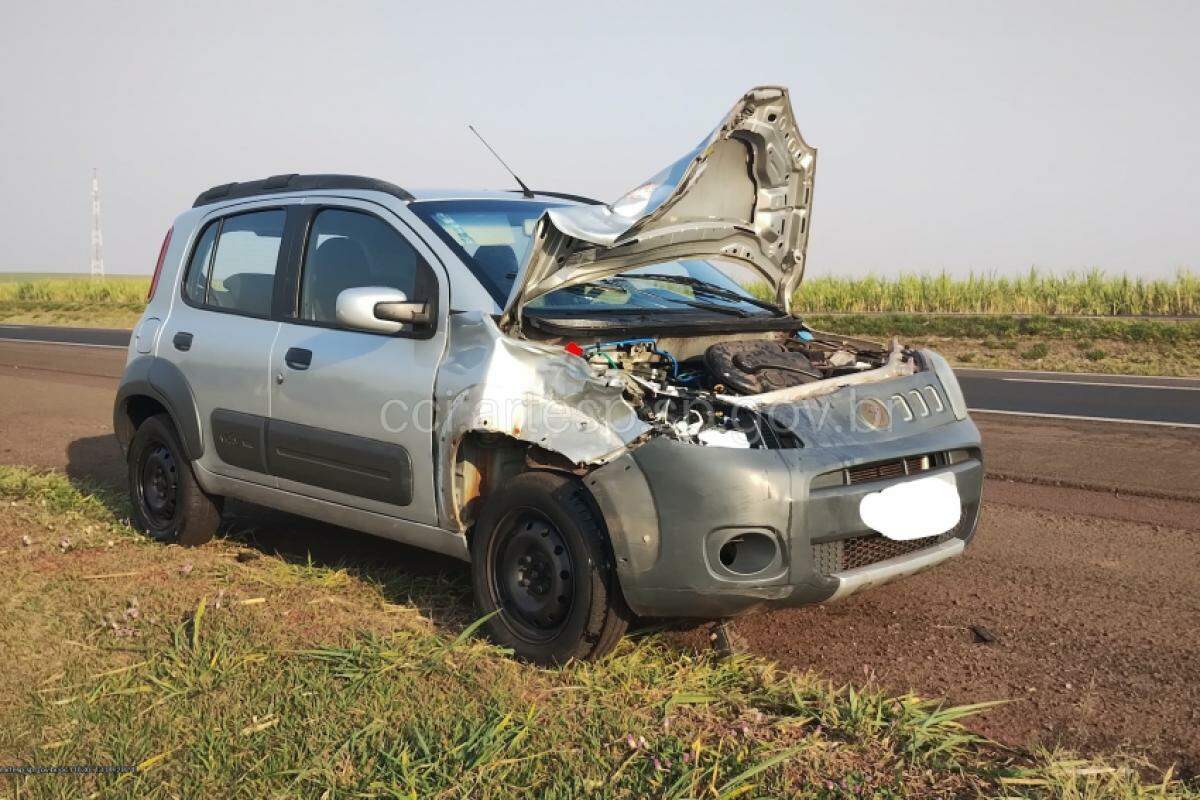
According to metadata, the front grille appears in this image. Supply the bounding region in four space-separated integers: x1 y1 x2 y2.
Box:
845 454 932 485
812 531 952 575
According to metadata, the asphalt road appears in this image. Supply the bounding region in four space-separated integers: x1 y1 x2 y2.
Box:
3 323 1197 427
0 323 131 348
956 368 1200 427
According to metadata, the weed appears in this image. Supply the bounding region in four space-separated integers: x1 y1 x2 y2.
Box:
780 268 1200 316
0 466 1193 797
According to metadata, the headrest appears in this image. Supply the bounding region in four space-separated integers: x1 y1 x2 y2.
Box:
313 237 370 276
472 244 518 285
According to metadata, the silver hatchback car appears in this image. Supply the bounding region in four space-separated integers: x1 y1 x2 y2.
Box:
115 86 983 663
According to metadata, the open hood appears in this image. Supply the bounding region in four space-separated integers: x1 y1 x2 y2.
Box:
501 86 816 330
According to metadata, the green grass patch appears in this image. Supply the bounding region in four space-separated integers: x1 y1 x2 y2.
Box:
0 276 150 327
0 276 150 303
0 272 141 283
0 465 1192 798
802 314 1200 376
4 270 1200 333
1019 342 1051 360
803 313 1200 344
786 269 1200 316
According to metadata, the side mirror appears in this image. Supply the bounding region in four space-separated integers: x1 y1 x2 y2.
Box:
335 286 433 334
375 298 433 327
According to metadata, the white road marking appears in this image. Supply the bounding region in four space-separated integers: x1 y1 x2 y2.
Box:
1000 377 1200 391
969 408 1200 429
958 366 1200 383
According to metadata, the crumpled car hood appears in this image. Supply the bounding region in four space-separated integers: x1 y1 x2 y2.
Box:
501 85 816 329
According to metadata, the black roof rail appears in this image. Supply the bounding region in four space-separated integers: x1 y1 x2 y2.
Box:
193 174 414 208
513 189 605 206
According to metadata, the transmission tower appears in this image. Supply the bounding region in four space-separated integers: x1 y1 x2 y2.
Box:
90 169 105 278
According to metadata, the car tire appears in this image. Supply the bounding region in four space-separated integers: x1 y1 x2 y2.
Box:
470 470 630 665
127 413 221 546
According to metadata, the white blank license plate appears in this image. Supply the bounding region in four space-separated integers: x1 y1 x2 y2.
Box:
858 472 961 541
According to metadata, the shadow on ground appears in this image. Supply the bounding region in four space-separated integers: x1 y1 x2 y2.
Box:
65 433 476 628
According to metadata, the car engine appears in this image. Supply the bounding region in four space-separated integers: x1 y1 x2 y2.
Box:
573 332 893 449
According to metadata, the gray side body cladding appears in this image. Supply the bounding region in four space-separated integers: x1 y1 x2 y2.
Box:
113 356 204 459
208 410 415 506
266 419 414 506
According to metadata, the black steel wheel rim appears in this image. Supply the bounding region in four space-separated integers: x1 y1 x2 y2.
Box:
137 442 179 529
488 510 575 642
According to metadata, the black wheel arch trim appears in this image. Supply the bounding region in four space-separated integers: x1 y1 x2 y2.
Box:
114 356 205 460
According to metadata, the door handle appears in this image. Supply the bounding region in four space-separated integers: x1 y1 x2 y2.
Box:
173 332 193 351
284 347 312 370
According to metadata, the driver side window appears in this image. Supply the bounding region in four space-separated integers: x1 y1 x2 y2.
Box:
299 209 432 326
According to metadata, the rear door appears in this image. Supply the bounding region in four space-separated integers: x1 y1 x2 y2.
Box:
161 204 290 485
267 200 448 525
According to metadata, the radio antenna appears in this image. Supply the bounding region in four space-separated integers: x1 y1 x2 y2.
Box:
468 124 534 198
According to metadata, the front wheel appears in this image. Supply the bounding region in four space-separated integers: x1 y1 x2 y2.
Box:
470 471 630 665
127 414 222 546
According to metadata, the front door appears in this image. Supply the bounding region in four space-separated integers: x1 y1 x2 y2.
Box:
267 201 447 525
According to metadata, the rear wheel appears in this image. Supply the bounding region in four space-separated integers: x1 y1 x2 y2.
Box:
471 471 630 665
127 414 221 546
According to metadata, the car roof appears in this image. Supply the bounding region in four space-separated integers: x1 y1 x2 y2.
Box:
407 187 579 203
192 174 602 208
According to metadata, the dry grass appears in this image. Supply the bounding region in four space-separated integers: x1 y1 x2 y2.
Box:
6 269 1200 329
0 465 1193 798
0 276 149 304
806 315 1200 377
0 276 149 327
789 269 1200 316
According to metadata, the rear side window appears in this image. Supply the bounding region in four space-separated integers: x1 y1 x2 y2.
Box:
183 210 285 316
298 209 432 325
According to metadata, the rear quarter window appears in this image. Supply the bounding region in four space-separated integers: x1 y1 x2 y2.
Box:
182 223 218 304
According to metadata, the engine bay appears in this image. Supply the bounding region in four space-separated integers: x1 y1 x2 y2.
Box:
569 330 897 449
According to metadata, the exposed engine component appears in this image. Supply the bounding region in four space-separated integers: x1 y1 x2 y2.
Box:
827 349 857 368
573 331 896 450
582 338 675 381
704 341 820 394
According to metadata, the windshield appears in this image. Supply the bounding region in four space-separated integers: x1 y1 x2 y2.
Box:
410 199 778 317
410 199 550 302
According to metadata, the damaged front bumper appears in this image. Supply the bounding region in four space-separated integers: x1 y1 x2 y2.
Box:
586 386 983 619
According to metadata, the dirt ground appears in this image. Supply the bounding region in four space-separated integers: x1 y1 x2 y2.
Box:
915 334 1200 378
1 341 1198 774
674 477 1200 772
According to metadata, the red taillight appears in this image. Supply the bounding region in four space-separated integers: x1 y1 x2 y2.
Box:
147 227 173 302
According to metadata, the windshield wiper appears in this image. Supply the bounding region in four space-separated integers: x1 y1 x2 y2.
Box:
640 289 750 317
575 280 750 317
629 273 784 314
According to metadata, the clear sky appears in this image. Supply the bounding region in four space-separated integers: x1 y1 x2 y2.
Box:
1 0 1196 278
